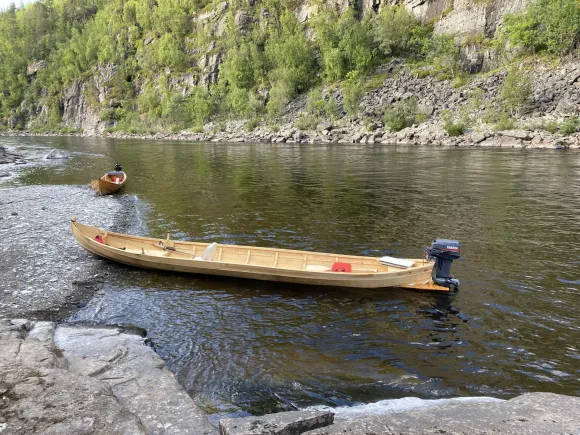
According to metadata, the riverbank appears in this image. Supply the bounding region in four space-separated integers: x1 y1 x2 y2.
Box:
4 57 580 149
2 126 579 149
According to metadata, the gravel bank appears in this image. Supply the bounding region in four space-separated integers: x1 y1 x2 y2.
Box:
0 185 140 320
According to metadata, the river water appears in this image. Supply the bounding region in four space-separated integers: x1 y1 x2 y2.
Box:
2 136 579 418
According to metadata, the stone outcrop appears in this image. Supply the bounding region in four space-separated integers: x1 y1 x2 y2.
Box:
62 81 103 135
45 149 70 160
0 319 216 434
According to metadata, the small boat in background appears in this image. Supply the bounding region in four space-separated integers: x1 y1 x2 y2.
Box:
71 219 460 291
91 163 126 195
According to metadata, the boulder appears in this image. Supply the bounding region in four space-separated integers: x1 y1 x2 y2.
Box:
45 149 71 160
498 130 531 140
555 98 578 115
317 122 333 132
471 132 490 144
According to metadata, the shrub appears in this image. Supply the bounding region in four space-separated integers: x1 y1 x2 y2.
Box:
496 0 580 56
373 5 430 57
245 118 259 131
313 8 377 81
441 110 466 136
499 68 531 116
306 88 326 117
423 34 462 79
342 71 364 118
559 115 580 135
324 95 340 120
493 111 515 131
185 87 215 127
294 114 319 130
384 98 418 132
265 11 316 96
266 79 293 118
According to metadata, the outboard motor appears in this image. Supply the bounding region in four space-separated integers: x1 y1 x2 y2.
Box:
425 239 460 289
114 162 122 172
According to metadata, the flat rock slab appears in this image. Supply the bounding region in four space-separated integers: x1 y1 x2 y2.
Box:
219 411 334 435
0 319 217 435
0 185 138 319
55 325 216 435
303 392 580 434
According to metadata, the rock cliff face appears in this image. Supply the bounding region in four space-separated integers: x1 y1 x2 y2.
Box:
29 0 534 135
316 0 530 38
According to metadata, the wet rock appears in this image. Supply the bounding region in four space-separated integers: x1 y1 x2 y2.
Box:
45 149 71 160
219 411 334 435
11 211 18 216
0 145 22 164
55 325 216 434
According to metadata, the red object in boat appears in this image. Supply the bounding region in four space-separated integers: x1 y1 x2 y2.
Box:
331 262 352 273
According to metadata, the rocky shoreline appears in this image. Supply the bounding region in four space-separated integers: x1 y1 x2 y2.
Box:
2 126 579 150
4 57 580 150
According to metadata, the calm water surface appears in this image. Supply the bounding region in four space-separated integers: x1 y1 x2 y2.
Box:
2 136 579 417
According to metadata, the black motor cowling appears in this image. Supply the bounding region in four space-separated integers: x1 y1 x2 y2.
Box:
425 239 460 289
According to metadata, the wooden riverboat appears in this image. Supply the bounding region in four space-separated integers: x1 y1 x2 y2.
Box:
71 220 449 291
90 171 127 195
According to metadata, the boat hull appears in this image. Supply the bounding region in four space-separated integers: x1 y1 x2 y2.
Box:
90 172 127 195
71 221 445 290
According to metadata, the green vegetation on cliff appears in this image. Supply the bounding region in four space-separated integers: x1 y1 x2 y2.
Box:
0 0 578 132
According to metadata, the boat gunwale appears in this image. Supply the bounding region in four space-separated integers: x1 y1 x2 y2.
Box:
72 221 434 277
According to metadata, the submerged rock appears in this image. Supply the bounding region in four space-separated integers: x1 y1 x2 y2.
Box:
45 148 70 159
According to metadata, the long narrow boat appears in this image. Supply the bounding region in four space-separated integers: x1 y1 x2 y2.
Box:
71 220 452 291
90 171 127 195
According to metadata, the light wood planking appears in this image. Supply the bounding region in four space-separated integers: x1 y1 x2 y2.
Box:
71 220 447 291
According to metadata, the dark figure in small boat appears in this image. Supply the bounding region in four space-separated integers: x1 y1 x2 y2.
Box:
110 163 124 184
